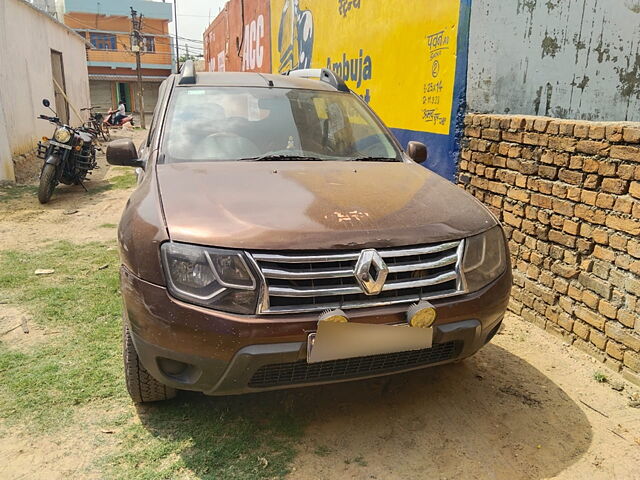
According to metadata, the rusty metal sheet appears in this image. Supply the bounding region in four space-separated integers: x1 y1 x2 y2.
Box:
204 0 271 73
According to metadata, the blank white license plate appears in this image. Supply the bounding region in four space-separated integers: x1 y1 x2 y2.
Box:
48 140 72 150
307 321 434 364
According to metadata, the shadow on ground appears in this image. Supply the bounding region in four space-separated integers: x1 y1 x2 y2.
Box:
135 343 591 480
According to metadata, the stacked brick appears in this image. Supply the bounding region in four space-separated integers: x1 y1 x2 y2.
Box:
458 113 640 386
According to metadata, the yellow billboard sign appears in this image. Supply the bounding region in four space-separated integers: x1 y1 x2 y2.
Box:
271 0 461 135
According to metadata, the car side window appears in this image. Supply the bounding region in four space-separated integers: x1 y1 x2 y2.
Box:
147 79 169 147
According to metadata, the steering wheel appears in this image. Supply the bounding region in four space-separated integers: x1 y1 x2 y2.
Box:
199 132 260 159
355 135 387 155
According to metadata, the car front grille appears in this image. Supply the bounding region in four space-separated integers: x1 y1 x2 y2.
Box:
248 341 462 388
249 241 465 314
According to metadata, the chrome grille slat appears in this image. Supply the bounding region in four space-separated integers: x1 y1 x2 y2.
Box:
378 241 461 258
263 291 458 314
269 285 362 297
253 252 360 263
387 253 458 273
262 266 354 280
250 240 465 314
268 271 458 297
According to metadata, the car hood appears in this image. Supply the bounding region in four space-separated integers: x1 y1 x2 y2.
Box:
156 161 496 251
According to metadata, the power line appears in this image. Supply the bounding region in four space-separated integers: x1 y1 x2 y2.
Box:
66 14 202 43
130 7 146 129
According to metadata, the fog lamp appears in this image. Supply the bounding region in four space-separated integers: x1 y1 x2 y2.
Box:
406 301 437 328
319 308 348 323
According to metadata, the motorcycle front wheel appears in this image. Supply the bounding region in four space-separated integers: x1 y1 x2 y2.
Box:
101 124 111 142
38 163 57 204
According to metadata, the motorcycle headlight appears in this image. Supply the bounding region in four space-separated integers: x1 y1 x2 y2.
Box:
462 225 508 293
160 242 259 314
54 127 72 144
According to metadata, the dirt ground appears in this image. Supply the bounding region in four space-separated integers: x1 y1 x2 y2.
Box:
0 129 141 250
0 129 639 479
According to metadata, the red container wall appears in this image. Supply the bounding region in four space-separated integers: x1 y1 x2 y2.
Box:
204 0 271 72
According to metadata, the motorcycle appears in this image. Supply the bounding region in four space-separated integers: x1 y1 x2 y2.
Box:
36 98 98 204
81 106 111 142
104 108 134 127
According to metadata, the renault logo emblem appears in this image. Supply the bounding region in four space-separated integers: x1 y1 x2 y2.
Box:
354 249 389 295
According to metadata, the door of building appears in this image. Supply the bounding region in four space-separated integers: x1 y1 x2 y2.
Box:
115 83 133 114
50 50 69 124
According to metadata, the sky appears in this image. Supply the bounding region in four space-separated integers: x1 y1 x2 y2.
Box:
164 0 227 59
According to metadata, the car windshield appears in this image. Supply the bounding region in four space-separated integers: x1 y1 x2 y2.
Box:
162 87 400 163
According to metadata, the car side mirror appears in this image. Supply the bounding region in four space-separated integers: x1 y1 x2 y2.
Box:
407 141 428 164
42 98 50 107
107 139 144 168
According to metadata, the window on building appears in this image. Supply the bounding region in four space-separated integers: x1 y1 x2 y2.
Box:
143 36 156 52
90 32 117 50
130 35 155 52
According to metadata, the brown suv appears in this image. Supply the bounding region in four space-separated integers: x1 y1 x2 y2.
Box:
107 61 511 403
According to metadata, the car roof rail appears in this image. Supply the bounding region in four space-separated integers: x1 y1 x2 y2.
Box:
179 59 196 85
285 68 349 92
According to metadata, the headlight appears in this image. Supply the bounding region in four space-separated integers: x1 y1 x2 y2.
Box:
160 242 259 314
462 225 508 292
53 127 72 143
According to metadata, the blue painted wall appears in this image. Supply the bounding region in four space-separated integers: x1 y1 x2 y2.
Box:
65 0 173 21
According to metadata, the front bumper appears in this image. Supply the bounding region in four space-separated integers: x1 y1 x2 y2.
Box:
121 266 511 395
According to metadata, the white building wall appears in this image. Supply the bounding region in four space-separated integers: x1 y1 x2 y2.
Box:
0 0 90 181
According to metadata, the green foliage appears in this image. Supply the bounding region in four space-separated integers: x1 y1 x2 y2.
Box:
0 241 302 479
106 396 301 479
313 445 333 457
0 184 37 203
593 371 608 383
0 242 124 429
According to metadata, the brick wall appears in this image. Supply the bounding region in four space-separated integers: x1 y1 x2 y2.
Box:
458 113 640 386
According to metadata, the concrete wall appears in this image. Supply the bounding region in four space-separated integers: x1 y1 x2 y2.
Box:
0 0 90 182
467 0 640 122
459 113 640 385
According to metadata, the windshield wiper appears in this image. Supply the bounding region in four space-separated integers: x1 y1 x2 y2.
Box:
244 154 325 162
349 156 399 162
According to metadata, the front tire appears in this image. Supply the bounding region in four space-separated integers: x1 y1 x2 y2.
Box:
101 124 111 142
38 163 57 204
123 325 176 403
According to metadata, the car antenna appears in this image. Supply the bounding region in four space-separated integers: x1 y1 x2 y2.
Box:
257 73 274 88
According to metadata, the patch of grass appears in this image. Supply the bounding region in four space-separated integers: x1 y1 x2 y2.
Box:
89 172 137 195
313 445 333 457
0 242 124 429
106 396 301 479
108 173 137 189
344 455 367 467
593 371 608 383
0 183 37 203
99 223 117 229
0 241 304 479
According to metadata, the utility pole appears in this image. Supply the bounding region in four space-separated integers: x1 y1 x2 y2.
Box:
130 8 146 129
173 0 180 71
186 44 189 60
